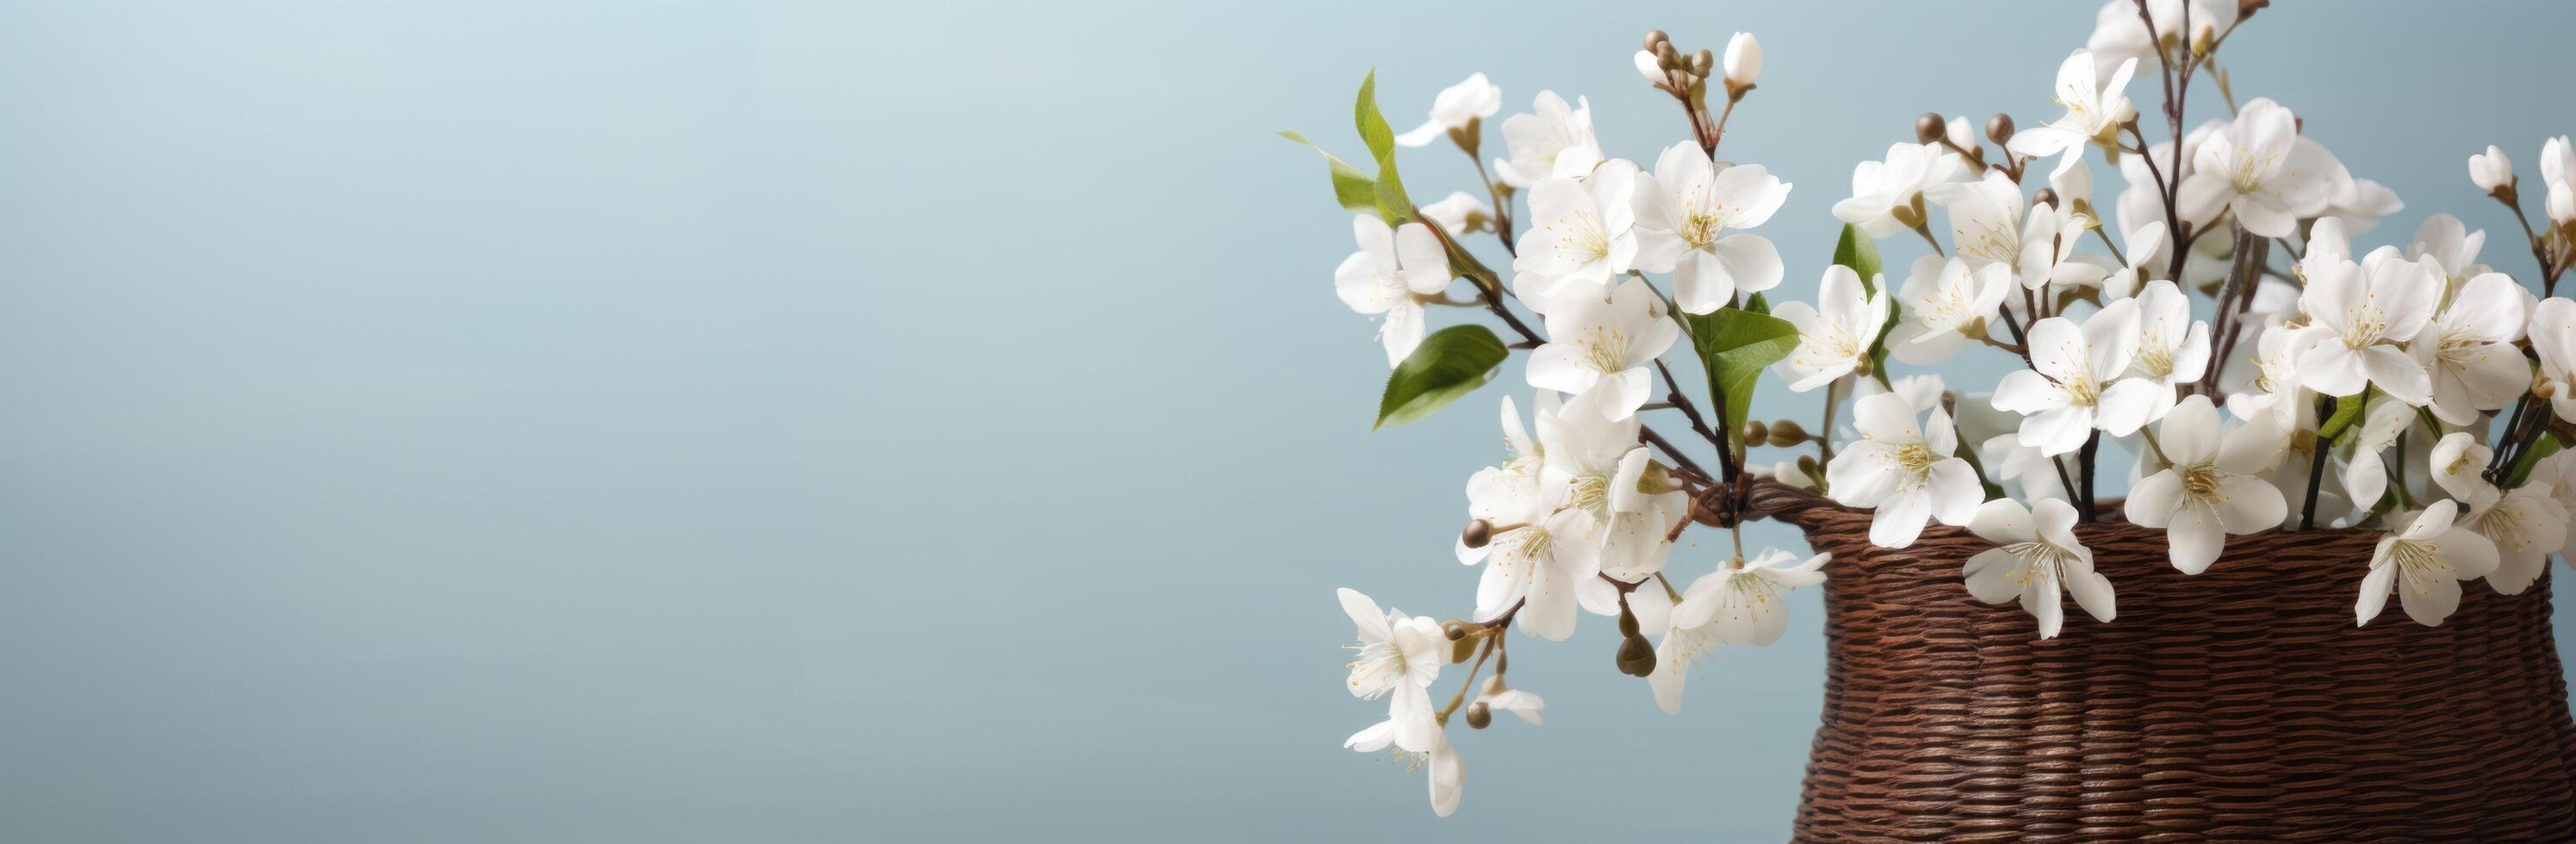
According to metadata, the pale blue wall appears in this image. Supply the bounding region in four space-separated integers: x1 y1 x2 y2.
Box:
0 1 2568 841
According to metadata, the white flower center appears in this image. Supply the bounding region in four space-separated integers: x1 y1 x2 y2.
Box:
2182 463 2225 501
1548 211 1607 263
1569 474 1610 520
2230 149 2281 193
1958 219 2018 265
2132 344 2175 381
1578 326 1633 374
2384 537 2455 594
2001 540 2073 590
2438 324 2488 365
1346 635 1414 699
2469 506 2536 553
2062 374 2100 407
2339 299 2393 349
1682 207 1729 248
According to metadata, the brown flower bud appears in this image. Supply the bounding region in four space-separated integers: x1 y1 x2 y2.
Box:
1443 621 1469 642
1690 48 1713 77
1643 29 1669 52
2033 188 2059 209
1985 113 2015 146
1741 419 1769 446
1465 701 1493 729
1616 636 1657 677
1915 112 1946 144
1461 518 1493 549
1766 419 1809 447
1656 41 1682 70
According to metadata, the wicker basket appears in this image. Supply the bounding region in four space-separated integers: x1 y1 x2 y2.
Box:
1726 480 2576 841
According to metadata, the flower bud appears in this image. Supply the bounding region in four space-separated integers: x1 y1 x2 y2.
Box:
2033 188 2059 209
2472 145 2516 199
2551 180 2576 227
1722 32 1760 89
1643 29 1668 52
1915 112 1946 145
1443 621 1468 641
1634 50 1667 88
1946 115 1980 158
1766 419 1809 446
1615 636 1656 677
1655 40 1682 70
1984 113 2015 146
1462 518 1493 549
1464 701 1493 729
1690 48 1713 78
1741 419 1769 445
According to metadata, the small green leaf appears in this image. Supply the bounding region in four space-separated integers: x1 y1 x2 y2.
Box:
1278 130 1379 215
1354 71 1411 225
1685 307 1802 461
2317 391 2368 442
1743 292 1771 314
2505 428 2573 487
1831 223 1883 295
1376 325 1508 431
1828 223 1893 386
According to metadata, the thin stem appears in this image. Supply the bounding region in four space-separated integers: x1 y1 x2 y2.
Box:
2300 396 2333 530
1469 154 1515 254
2077 433 2101 522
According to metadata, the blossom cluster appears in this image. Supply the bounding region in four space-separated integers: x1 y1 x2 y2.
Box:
1300 1 2576 817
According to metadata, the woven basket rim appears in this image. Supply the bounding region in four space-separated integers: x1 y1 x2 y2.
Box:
1741 477 2382 546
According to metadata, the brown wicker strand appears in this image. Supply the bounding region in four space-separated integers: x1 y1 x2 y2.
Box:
1724 481 2576 841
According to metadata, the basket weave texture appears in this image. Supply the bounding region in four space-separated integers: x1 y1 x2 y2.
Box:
1733 481 2576 841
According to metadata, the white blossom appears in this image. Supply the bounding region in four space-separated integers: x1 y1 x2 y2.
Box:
2356 500 2499 628
1885 255 2011 364
1831 142 1962 238
1492 91 1603 188
2462 486 2567 596
1394 72 1503 147
2293 251 2438 406
2007 49 2137 158
1338 588 1444 753
1511 162 1642 304
2124 395 2288 574
1992 307 2163 455
2415 271 2531 425
1419 191 1494 238
1671 547 1828 648
1962 498 2113 638
1772 265 1891 392
1723 32 1761 88
1335 214 1457 365
2176 98 2343 238
1632 143 1790 313
1825 392 1981 548
2470 145 2514 195
1526 276 1679 421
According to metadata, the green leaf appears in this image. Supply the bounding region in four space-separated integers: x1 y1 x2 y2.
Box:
1828 223 1893 387
1685 307 1802 462
2505 429 2573 487
1277 130 1379 215
2317 391 2368 442
1353 70 1411 225
1376 325 1508 431
1831 223 1883 295
1743 292 1770 314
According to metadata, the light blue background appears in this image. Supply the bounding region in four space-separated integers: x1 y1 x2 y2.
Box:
1 1 2571 841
